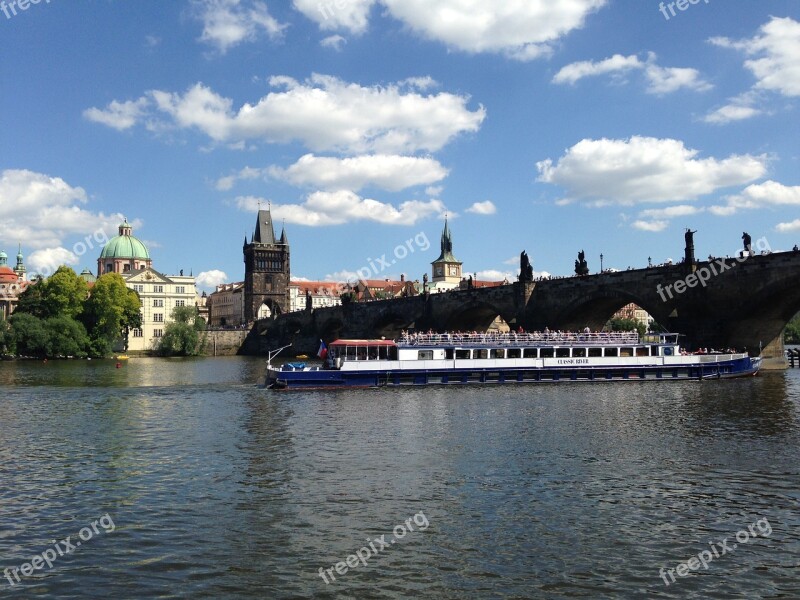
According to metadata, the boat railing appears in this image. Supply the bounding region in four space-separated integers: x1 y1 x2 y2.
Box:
397 331 641 347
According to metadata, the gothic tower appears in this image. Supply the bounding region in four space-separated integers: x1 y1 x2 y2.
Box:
243 209 290 322
431 217 462 284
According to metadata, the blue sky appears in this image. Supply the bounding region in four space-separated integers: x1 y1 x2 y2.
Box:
1 0 799 290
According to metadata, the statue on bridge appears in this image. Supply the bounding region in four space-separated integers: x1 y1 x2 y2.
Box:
422 272 429 294
305 290 312 311
684 228 697 266
574 250 589 276
519 250 534 282
742 232 753 256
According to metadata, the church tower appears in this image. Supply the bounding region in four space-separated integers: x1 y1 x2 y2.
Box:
243 208 290 322
14 244 26 281
431 217 462 284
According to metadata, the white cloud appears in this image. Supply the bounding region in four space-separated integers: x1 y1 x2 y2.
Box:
324 269 359 282
381 0 606 60
466 201 496 215
215 166 265 191
553 52 711 94
703 91 764 125
638 205 703 220
192 0 287 53
475 270 512 281
644 64 712 95
713 180 800 215
425 186 443 197
267 154 448 192
235 191 446 226
631 220 668 232
320 34 346 51
83 98 149 131
0 169 130 251
196 269 229 289
711 17 800 98
293 0 376 34
553 54 642 85
776 219 800 233
27 247 79 276
537 136 767 205
86 74 486 155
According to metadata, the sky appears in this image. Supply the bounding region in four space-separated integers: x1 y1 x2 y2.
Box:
1 0 799 290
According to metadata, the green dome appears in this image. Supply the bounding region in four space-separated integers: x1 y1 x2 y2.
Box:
100 228 150 260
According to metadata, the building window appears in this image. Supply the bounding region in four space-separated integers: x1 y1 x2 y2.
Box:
153 299 163 307
154 313 164 322
133 284 144 292
153 329 163 338
176 300 185 307
154 285 163 293
132 329 143 338
176 286 185 294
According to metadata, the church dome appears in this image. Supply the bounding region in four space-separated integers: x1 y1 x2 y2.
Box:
0 265 17 283
99 221 150 260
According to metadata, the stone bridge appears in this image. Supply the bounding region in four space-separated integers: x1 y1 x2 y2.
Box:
243 250 800 369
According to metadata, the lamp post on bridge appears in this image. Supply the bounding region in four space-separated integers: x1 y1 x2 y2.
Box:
600 253 604 273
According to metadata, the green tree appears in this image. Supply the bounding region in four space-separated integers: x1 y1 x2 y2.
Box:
9 312 49 357
82 273 142 356
0 316 14 355
44 316 89 357
156 305 206 356
785 314 800 344
606 317 647 338
15 267 87 320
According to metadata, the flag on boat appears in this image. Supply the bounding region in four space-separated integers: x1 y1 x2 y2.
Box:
317 339 328 360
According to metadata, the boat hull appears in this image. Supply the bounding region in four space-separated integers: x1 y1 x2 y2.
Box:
267 356 760 390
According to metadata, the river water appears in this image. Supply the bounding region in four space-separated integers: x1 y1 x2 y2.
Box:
1 357 799 599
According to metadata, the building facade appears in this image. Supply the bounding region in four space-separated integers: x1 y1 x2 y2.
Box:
95 221 199 352
288 280 343 312
208 282 245 327
243 209 290 322
0 247 28 320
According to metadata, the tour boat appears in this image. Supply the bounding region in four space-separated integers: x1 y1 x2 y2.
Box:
265 331 761 390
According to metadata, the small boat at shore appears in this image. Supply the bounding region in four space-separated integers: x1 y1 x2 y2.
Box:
265 331 761 390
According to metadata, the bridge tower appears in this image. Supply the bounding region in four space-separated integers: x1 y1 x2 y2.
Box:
243 209 290 322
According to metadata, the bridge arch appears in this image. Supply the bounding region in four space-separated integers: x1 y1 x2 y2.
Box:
442 301 512 332
372 312 417 339
549 289 665 332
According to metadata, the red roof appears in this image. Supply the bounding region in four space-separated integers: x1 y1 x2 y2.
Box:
0 266 18 284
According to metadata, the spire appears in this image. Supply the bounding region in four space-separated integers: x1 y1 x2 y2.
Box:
279 220 288 245
441 215 453 255
253 209 276 244
14 243 26 280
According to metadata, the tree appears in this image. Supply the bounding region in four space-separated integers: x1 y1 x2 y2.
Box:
156 305 206 356
9 312 49 357
0 316 13 355
785 314 800 345
44 316 89 357
82 273 142 356
606 317 647 338
15 267 87 320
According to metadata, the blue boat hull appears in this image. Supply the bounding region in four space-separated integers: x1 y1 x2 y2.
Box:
267 356 760 390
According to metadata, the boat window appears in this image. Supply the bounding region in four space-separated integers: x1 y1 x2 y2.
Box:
620 347 633 357
455 349 471 359
388 347 398 360
651 346 660 356
523 348 538 358
540 348 554 358
346 346 357 360
507 348 521 358
490 349 505 359
474 349 489 359
573 348 587 357
604 347 618 357
636 347 649 357
368 347 379 360
556 348 570 358
418 350 434 360
357 347 367 360
445 348 454 359
379 346 388 360
588 348 602 357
